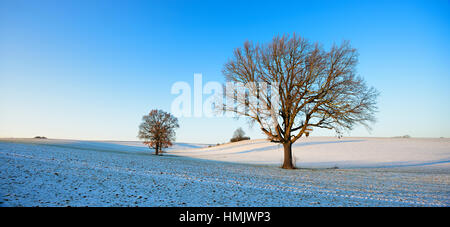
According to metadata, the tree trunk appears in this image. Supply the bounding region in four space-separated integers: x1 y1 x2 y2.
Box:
282 142 295 169
155 144 159 155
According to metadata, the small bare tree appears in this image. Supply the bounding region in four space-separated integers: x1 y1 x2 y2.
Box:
233 127 246 139
138 109 179 155
230 127 250 142
222 34 378 169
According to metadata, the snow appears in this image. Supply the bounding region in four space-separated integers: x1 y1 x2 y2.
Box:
0 137 449 207
167 137 450 169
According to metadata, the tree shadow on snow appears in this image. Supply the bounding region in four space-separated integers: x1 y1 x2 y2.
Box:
235 139 366 155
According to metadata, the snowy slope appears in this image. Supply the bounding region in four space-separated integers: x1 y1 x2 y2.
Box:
167 137 450 169
0 138 449 206
0 138 206 155
3 137 449 169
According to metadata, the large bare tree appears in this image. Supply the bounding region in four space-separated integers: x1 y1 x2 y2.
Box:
222 34 378 169
138 109 179 155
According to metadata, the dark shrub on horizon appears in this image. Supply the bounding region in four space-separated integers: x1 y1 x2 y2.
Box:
230 128 250 143
230 136 250 143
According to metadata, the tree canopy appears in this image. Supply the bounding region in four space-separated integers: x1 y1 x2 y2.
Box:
138 109 179 155
222 34 378 169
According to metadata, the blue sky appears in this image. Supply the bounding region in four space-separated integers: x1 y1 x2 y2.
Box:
1 0 449 143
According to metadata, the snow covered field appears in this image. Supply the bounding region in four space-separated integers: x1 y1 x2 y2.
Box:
0 137 449 206
168 137 450 169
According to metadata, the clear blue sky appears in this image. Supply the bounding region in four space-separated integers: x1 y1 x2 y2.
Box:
1 0 449 143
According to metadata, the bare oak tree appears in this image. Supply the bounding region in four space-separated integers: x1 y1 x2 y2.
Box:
138 109 179 155
222 34 378 169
